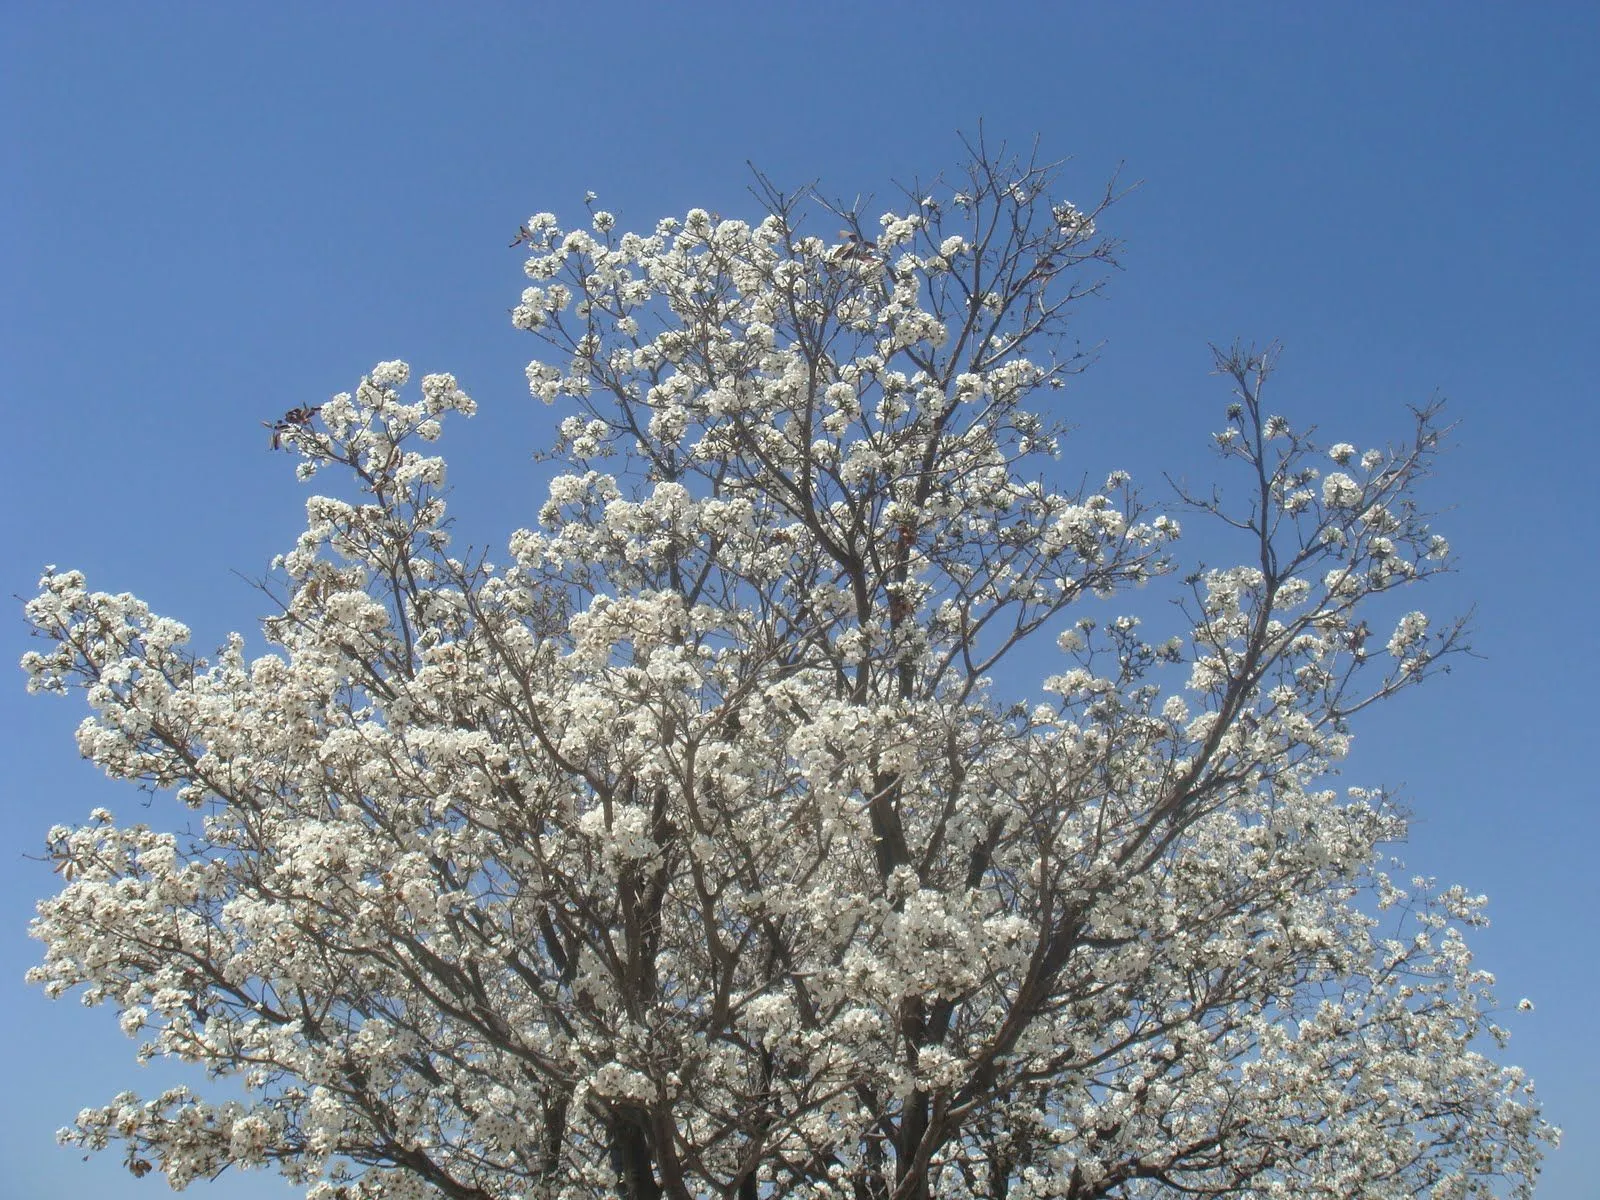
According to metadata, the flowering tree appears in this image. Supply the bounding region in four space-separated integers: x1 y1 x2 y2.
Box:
23 141 1552 1200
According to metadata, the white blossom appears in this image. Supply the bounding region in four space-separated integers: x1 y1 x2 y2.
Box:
19 144 1546 1200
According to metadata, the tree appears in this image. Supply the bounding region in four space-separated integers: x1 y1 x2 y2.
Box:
22 137 1553 1200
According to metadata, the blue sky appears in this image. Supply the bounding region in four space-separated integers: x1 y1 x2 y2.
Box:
2 3 1595 1196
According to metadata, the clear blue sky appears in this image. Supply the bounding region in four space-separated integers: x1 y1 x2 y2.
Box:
3 4 1594 1197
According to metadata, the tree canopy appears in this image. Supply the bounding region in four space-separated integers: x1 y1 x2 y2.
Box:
23 139 1552 1200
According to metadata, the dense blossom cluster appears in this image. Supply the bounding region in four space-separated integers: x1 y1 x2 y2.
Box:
23 145 1550 1199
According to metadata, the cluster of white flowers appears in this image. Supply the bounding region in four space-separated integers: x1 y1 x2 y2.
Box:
20 149 1549 1200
